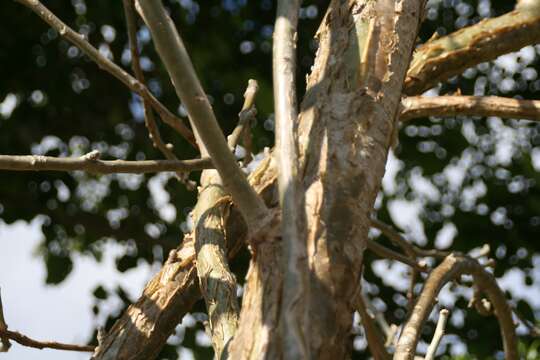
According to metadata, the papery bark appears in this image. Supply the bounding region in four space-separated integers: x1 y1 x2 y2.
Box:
230 0 423 358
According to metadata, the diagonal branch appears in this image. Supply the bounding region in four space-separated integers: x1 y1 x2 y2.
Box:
394 254 518 360
404 2 540 95
366 239 428 273
16 0 196 147
0 289 10 352
138 0 269 233
355 291 391 360
193 172 239 359
0 152 212 174
400 96 540 121
424 308 449 360
228 79 259 151
273 1 309 359
91 155 278 360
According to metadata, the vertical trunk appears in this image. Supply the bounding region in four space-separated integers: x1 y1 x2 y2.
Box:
230 0 423 358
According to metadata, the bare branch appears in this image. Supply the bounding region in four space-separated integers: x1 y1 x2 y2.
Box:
0 329 94 353
370 219 449 259
16 0 196 147
0 290 93 353
228 79 259 150
92 155 278 360
355 292 391 360
122 0 194 188
424 308 449 360
395 254 518 360
0 153 212 174
404 3 540 95
514 307 540 338
0 289 10 352
401 96 540 121
193 171 240 358
367 239 428 273
273 1 309 358
138 0 269 233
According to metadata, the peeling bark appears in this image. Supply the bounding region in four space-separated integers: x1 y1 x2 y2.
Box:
91 156 277 360
404 2 540 95
90 1 540 358
193 170 239 359
230 1 423 358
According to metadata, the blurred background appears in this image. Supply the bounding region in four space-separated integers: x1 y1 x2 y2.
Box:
0 0 539 358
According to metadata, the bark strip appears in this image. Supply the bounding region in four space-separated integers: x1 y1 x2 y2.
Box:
231 1 424 358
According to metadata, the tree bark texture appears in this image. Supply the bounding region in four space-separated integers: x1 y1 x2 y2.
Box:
91 0 540 358
92 156 278 360
230 0 423 358
404 2 540 95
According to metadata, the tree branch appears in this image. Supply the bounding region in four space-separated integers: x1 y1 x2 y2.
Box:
138 0 269 233
0 152 212 174
404 2 540 95
367 239 428 273
0 289 10 352
91 154 278 360
16 0 196 147
424 308 449 360
273 1 309 358
0 329 94 353
0 290 93 353
122 0 195 189
370 219 449 259
193 171 240 359
227 80 259 150
394 254 518 360
401 96 540 121
355 291 391 360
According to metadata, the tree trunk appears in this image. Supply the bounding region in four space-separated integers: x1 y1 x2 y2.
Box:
229 0 423 358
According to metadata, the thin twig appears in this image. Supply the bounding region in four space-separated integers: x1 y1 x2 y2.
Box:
138 0 269 233
514 308 540 337
424 308 449 360
273 1 307 359
370 219 450 259
401 96 540 122
0 152 212 174
228 79 259 150
0 328 94 352
0 290 93 352
355 291 391 360
16 0 196 147
0 289 10 352
122 0 194 188
395 254 518 360
367 239 428 273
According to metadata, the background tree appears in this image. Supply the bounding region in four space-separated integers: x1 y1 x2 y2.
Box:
0 0 539 359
